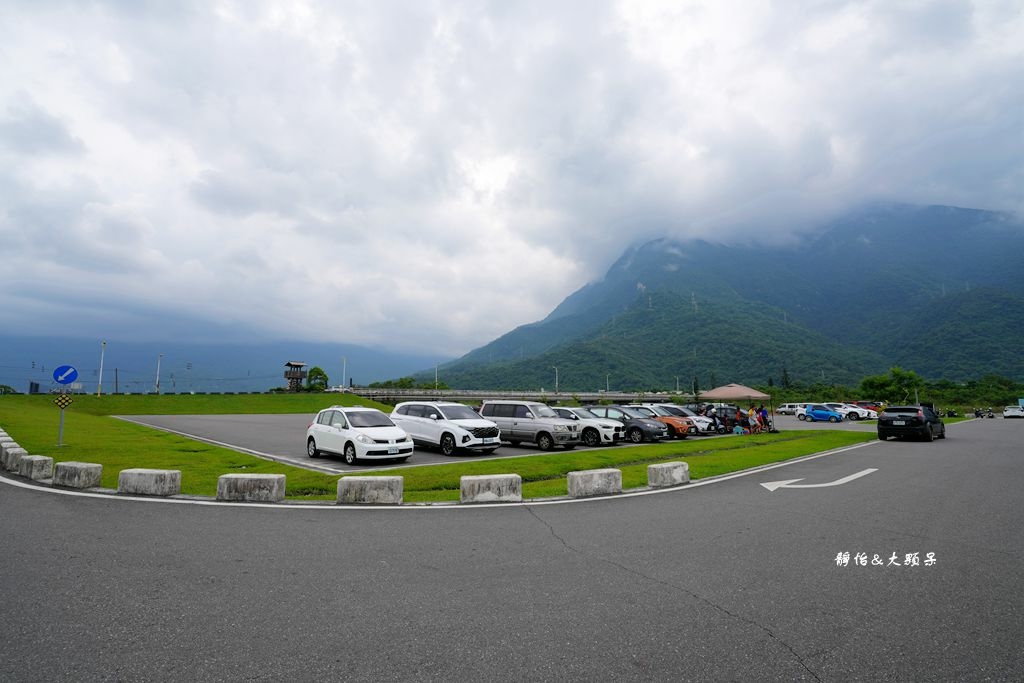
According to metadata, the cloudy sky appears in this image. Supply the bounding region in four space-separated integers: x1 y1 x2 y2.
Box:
2 1 1022 357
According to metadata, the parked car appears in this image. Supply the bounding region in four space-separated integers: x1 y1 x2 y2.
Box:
655 404 717 435
479 400 580 451
391 401 500 456
877 405 946 441
824 403 877 420
307 406 414 464
853 400 884 413
777 403 803 415
624 404 693 438
1002 405 1024 418
552 407 624 447
587 405 670 443
802 404 844 423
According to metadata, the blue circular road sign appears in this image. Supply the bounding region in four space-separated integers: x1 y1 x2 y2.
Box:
53 365 79 385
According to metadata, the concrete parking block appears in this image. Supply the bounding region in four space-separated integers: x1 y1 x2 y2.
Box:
2 446 28 472
337 476 403 505
647 462 690 488
118 468 182 496
460 474 523 503
567 468 622 498
216 473 285 502
18 455 54 481
53 462 103 489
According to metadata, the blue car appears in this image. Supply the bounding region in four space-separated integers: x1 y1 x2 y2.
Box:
803 404 843 423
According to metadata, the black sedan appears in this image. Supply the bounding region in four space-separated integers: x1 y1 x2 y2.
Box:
877 405 946 441
587 405 670 443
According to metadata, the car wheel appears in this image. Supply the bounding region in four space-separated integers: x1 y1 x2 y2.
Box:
307 438 320 458
938 425 946 439
847 413 859 421
828 416 839 423
806 415 815 422
717 426 727 434
923 425 934 442
343 443 358 465
628 427 644 443
537 433 555 451
440 433 456 456
582 428 601 448
797 414 806 421
877 433 887 441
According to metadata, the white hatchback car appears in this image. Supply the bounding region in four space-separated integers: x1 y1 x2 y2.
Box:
307 406 414 465
1003 405 1024 418
391 401 501 455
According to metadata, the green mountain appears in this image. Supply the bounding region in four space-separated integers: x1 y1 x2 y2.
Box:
426 203 1024 389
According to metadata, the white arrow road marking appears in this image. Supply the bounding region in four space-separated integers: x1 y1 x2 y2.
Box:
761 468 878 491
58 367 75 381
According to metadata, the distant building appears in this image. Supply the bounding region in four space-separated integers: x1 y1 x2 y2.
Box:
284 361 308 392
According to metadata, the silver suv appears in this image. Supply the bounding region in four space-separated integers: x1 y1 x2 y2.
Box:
479 400 580 451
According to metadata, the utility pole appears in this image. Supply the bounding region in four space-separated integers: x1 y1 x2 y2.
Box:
115 368 119 394
342 356 347 389
434 363 439 390
97 340 106 397
155 353 163 394
553 366 559 394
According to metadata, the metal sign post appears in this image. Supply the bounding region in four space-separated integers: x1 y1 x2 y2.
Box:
54 393 73 446
52 365 78 446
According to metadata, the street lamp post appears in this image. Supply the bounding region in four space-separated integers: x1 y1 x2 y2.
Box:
342 356 347 390
435 363 439 390
553 366 559 394
155 353 163 394
97 340 106 397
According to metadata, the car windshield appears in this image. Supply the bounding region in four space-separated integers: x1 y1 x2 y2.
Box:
573 408 599 419
883 407 920 415
346 410 395 427
618 407 647 419
439 404 479 420
533 405 559 418
642 405 672 416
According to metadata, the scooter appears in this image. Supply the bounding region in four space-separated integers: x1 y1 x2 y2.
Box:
985 407 995 418
944 409 958 418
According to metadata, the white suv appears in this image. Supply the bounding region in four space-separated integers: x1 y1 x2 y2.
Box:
552 407 624 447
306 406 414 465
391 401 501 456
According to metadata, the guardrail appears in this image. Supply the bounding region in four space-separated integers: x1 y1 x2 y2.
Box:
348 388 693 405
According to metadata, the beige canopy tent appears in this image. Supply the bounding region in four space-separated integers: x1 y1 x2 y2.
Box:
700 383 770 401
700 383 778 432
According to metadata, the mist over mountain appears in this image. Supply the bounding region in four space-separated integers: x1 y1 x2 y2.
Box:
424 204 1024 390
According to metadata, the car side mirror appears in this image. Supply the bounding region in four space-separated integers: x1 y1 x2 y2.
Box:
430 414 438 420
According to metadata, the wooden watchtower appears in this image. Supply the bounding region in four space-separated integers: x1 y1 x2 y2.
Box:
284 361 308 392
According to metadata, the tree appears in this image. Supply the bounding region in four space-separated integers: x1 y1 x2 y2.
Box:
0 384 17 394
306 366 329 392
781 366 792 389
859 367 925 403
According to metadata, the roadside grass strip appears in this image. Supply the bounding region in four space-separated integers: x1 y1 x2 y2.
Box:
10 392 389 416
372 431 877 502
0 395 876 503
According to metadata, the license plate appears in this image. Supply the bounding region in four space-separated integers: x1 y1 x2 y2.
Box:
482 437 496 444
387 447 399 454
892 420 905 426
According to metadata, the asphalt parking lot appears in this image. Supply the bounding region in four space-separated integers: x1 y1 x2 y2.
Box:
117 412 878 474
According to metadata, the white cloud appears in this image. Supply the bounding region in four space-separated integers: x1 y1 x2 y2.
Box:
1 0 1021 355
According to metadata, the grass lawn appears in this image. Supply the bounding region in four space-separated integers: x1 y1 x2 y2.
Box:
0 394 876 503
